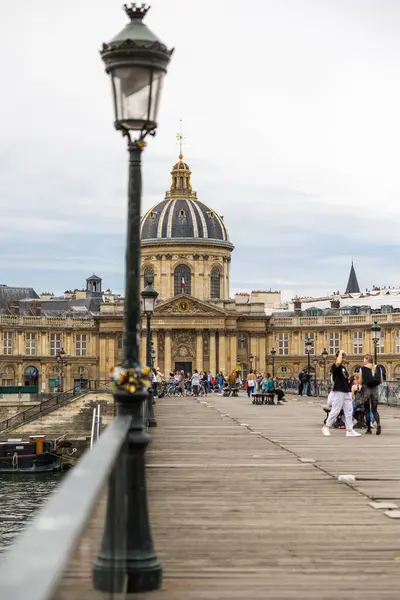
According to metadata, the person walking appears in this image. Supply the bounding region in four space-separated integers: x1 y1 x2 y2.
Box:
216 372 224 394
191 369 200 397
322 350 361 437
359 354 382 435
247 370 257 398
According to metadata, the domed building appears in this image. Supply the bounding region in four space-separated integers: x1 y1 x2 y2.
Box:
140 154 233 301
139 154 272 377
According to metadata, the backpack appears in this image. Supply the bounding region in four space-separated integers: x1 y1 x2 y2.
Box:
362 365 382 388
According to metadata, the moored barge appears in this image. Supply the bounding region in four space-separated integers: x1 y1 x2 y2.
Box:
0 435 61 473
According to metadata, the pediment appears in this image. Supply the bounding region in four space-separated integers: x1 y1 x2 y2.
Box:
155 294 226 316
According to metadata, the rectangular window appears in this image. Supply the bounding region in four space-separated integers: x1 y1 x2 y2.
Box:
278 333 289 355
26 333 37 356
76 334 87 357
50 333 62 356
377 330 384 354
329 332 340 355
3 332 12 355
2 379 13 386
396 330 400 354
304 332 315 354
352 331 363 354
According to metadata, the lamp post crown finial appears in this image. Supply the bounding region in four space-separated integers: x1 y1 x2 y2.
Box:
124 3 151 21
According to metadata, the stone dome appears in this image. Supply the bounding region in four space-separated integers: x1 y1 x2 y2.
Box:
140 154 232 248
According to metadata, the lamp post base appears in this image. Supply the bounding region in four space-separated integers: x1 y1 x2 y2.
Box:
93 554 162 593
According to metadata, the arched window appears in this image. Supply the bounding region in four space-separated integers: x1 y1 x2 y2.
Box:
143 266 154 287
210 267 221 299
179 176 184 188
174 265 191 296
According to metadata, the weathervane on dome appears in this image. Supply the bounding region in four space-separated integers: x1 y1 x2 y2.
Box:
176 119 186 159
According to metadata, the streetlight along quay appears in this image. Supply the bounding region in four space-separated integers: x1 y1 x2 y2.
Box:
141 275 159 368
93 3 173 594
371 321 381 365
305 337 313 396
141 274 159 428
270 347 276 377
56 348 66 392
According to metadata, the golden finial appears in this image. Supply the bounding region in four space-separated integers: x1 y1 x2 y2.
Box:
176 118 185 158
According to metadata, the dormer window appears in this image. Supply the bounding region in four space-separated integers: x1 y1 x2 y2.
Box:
149 210 157 220
178 209 186 219
207 211 215 219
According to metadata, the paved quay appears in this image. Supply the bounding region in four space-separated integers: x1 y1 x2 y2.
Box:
58 392 400 599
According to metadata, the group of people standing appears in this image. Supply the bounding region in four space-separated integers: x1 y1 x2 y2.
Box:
246 371 286 403
322 350 382 437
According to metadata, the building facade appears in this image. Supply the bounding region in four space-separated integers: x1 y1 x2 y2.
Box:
0 157 400 390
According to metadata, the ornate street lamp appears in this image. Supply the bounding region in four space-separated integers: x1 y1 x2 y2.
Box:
249 353 254 372
305 337 313 396
270 347 276 377
371 321 381 365
56 348 66 392
141 275 159 368
93 4 173 594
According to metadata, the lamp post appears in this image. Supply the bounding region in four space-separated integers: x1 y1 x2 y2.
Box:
305 337 313 396
141 275 158 368
270 347 276 377
371 321 381 365
321 348 328 383
56 348 66 392
249 353 254 373
93 4 173 594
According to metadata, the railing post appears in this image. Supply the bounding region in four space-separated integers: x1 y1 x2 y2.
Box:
93 388 161 593
147 387 157 428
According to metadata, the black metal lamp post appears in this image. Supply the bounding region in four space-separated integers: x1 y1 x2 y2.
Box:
56 348 66 392
249 353 254 372
305 337 313 396
371 321 381 365
93 4 173 594
321 348 328 383
270 347 276 377
141 275 158 368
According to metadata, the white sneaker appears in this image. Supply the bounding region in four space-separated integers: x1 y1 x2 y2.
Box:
346 429 362 437
322 426 331 436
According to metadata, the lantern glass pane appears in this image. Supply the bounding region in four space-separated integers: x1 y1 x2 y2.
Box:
111 66 164 130
143 296 155 313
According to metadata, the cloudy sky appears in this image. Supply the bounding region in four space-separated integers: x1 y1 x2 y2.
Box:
1 0 400 300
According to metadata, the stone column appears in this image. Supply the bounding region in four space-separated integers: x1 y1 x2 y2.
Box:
259 333 266 374
140 331 146 367
218 331 226 375
209 331 217 375
228 331 237 373
164 330 172 375
152 330 158 368
196 330 203 369
99 334 107 380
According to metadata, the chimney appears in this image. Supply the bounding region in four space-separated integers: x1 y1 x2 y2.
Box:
294 297 302 314
330 298 340 309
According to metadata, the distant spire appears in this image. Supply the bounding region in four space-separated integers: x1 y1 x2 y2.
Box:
345 260 360 294
176 118 185 159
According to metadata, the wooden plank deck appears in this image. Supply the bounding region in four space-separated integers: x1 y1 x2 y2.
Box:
58 393 400 599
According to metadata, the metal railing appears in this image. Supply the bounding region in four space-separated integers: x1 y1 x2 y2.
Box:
0 380 112 433
281 378 400 406
0 389 159 599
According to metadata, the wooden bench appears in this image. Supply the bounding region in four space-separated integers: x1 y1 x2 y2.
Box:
223 385 240 397
252 392 275 405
